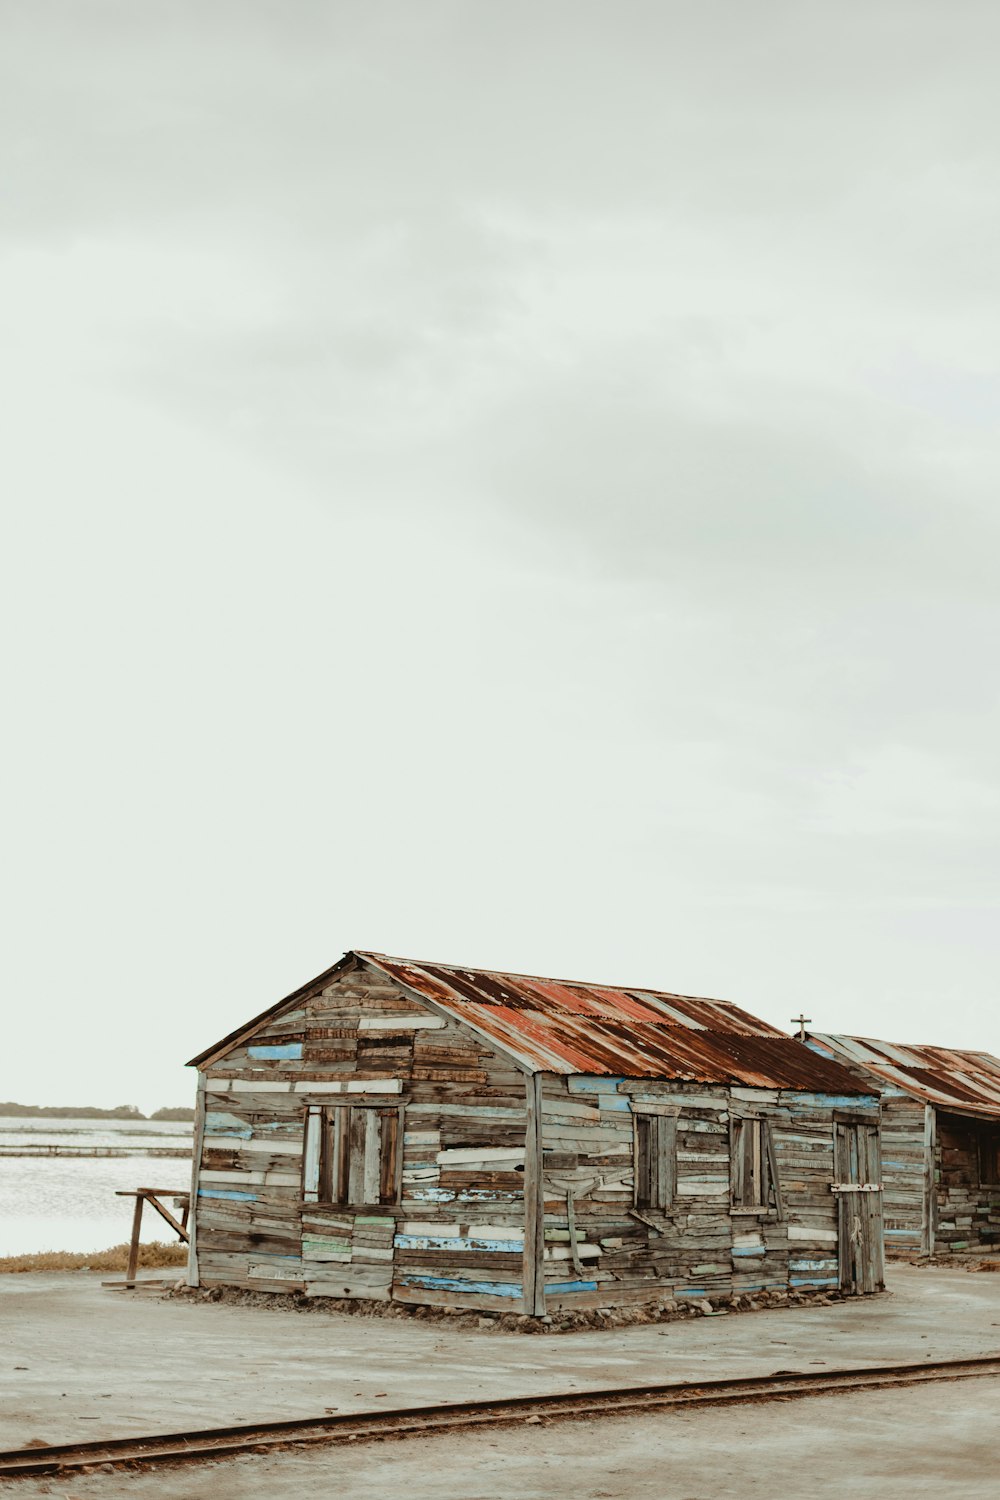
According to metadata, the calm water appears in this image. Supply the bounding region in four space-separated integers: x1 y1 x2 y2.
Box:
0 1117 193 1255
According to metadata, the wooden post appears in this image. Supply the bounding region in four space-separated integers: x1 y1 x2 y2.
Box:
124 1194 144 1287
523 1072 546 1317
186 1072 207 1288
922 1105 937 1258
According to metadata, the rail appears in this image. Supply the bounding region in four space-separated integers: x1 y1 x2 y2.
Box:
1 1353 998 1478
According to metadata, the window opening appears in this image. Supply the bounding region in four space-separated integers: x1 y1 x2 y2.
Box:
731 1115 782 1216
634 1112 676 1210
304 1104 402 1206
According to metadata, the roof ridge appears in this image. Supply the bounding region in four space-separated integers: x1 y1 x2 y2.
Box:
822 1032 999 1059
357 949 742 1008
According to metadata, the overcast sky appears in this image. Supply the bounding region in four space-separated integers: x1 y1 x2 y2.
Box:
3 2 999 1112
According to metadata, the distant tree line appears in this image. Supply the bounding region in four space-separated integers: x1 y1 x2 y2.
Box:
0 1102 195 1121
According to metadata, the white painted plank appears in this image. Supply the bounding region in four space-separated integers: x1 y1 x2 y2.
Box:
435 1147 525 1166
200 1168 301 1188
302 1106 321 1200
210 1135 303 1155
358 1015 446 1030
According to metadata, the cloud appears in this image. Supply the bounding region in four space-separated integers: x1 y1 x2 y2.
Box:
2 1 1000 1108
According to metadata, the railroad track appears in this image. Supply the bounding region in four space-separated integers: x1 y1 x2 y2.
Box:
3 1354 998 1478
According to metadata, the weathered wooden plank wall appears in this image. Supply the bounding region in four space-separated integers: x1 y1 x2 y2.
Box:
534 1077 870 1310
839 1092 1000 1259
194 960 531 1311
878 1093 928 1260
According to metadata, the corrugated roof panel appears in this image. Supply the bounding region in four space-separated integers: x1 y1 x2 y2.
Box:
808 1033 1000 1119
359 952 868 1092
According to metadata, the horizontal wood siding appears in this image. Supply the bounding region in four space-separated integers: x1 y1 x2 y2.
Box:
536 1077 873 1308
878 1094 927 1260
194 960 530 1311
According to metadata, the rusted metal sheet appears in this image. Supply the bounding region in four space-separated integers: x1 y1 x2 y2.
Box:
358 953 867 1091
807 1034 1000 1119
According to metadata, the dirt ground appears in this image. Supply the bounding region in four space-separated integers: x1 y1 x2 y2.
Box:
2 1264 998 1497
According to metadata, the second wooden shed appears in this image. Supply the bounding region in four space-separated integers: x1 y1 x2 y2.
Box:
803 1033 1000 1259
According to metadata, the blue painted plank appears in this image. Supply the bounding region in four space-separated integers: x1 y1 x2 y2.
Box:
248 1043 303 1060
198 1188 257 1201
790 1275 839 1287
568 1076 624 1093
546 1280 599 1294
400 1276 523 1298
204 1115 253 1139
787 1093 879 1109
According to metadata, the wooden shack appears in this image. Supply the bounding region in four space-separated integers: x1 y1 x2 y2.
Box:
185 950 884 1314
803 1033 1000 1260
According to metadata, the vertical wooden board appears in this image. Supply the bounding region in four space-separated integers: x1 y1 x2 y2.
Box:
747 1120 764 1204
730 1118 743 1206
652 1116 666 1209
635 1114 650 1208
662 1115 677 1208
302 1106 321 1201
837 1192 852 1293
362 1109 382 1204
764 1124 783 1220
393 1106 405 1205
523 1073 545 1316
379 1108 399 1204
319 1110 333 1203
333 1108 350 1204
866 1122 885 1289
856 1124 872 1293
834 1125 852 1292
186 1073 207 1287
923 1105 936 1257
348 1108 367 1203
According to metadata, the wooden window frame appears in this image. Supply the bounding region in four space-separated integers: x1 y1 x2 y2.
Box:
730 1112 783 1219
302 1103 404 1209
632 1105 678 1212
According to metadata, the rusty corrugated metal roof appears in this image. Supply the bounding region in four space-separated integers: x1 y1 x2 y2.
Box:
359 952 869 1092
805 1034 1000 1119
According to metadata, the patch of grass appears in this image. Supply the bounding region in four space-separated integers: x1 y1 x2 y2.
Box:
0 1241 188 1273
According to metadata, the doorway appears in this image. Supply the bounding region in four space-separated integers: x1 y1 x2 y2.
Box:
833 1116 885 1294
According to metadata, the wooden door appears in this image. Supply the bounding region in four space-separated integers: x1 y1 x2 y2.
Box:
833 1119 885 1295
